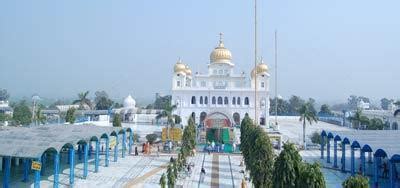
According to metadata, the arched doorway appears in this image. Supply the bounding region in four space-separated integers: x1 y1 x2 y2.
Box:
200 112 207 126
204 112 233 145
233 112 240 125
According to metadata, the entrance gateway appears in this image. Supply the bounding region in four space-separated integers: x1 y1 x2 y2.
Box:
199 112 235 152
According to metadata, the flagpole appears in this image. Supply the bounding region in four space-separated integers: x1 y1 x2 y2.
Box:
254 0 258 125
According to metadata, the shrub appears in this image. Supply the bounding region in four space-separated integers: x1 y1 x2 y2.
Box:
342 175 369 188
146 133 158 144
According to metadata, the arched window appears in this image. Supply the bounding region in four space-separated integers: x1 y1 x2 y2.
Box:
218 97 223 105
191 96 196 104
244 97 249 105
200 96 203 104
232 97 236 105
237 97 241 105
212 97 216 104
224 97 228 105
205 96 208 104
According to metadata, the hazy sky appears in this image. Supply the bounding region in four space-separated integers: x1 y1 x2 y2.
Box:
1 0 399 104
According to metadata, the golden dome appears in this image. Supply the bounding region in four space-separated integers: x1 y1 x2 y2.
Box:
185 65 192 75
251 60 269 78
174 59 186 73
210 33 232 63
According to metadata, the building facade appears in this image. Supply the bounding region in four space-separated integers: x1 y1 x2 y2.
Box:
171 35 270 126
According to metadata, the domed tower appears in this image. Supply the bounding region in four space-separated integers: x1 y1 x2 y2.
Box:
251 59 270 91
208 33 234 76
172 58 188 89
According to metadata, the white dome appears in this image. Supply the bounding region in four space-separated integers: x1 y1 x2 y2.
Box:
123 95 136 108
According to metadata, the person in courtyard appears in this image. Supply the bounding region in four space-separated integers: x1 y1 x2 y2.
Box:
168 141 172 153
134 146 138 156
200 167 206 182
211 141 215 152
142 143 145 153
221 142 225 152
232 143 236 153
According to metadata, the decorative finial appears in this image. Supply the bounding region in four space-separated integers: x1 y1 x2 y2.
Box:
177 57 182 63
259 56 264 64
218 32 224 47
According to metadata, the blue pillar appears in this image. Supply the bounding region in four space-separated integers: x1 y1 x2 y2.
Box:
327 138 331 163
34 158 41 188
333 140 338 168
83 143 89 179
389 161 395 188
95 140 100 173
105 138 109 167
360 151 366 175
341 143 346 172
129 131 133 154
320 135 324 159
23 159 29 182
40 154 46 176
69 147 74 186
3 156 11 188
53 152 60 188
122 132 126 158
350 147 355 175
114 137 118 162
89 142 92 157
374 156 379 187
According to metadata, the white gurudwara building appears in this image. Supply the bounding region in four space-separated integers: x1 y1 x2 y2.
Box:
171 34 270 127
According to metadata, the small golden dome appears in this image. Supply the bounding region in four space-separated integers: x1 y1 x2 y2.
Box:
210 33 232 63
174 59 186 73
185 65 192 75
251 60 269 78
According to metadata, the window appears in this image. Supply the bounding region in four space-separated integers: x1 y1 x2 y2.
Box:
200 96 203 104
237 97 241 105
218 70 223 75
218 97 223 105
244 97 249 105
261 82 265 88
205 96 208 104
224 97 228 105
177 81 181 87
213 70 217 74
232 97 236 105
212 97 216 104
191 96 196 104
201 81 206 87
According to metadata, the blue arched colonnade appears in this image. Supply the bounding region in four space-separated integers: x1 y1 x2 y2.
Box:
320 130 400 188
0 125 135 188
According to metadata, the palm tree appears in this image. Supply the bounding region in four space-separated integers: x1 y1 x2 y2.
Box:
349 108 368 129
299 102 318 150
33 106 46 125
156 104 177 140
73 91 92 110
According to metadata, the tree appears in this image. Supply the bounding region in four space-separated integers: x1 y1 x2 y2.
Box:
298 163 326 188
310 131 323 145
240 114 256 170
318 104 332 116
288 95 305 116
146 133 158 144
299 102 318 149
153 95 172 109
181 117 196 156
248 127 274 188
113 113 122 127
269 97 290 115
72 91 92 110
12 100 32 125
367 118 384 130
348 95 359 110
174 115 181 124
159 173 166 188
167 164 175 188
342 175 369 188
94 91 114 110
0 89 10 101
272 142 302 188
380 98 393 110
394 100 400 107
349 109 369 129
65 107 76 124
33 105 46 125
